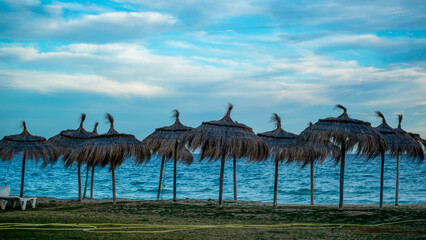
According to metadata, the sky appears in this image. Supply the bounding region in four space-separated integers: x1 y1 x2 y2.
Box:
0 0 425 140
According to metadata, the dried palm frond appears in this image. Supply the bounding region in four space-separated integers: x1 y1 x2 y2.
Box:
0 121 59 164
375 112 423 161
182 104 268 162
299 105 386 162
142 109 193 164
48 113 97 166
66 113 151 170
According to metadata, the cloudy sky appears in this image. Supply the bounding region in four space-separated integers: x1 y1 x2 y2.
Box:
0 0 425 139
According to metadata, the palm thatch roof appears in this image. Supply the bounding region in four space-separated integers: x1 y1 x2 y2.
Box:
143 110 193 165
375 112 423 162
0 122 59 164
408 132 426 150
299 105 386 161
66 114 151 170
182 104 269 162
258 116 339 167
92 122 99 134
48 114 96 156
257 113 298 163
293 123 341 168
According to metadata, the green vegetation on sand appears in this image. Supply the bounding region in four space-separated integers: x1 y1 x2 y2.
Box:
0 198 425 239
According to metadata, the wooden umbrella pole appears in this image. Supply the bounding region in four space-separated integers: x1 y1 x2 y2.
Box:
20 154 26 197
218 154 226 208
112 166 116 204
380 151 385 209
310 161 314 205
273 159 279 208
90 166 94 199
78 163 82 201
395 153 400 206
157 156 165 200
173 141 178 202
233 156 237 201
338 142 346 212
83 165 89 198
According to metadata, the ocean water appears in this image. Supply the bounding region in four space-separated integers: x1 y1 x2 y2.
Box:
0 154 425 205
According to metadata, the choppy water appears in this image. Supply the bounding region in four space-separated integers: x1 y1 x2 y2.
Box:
0 154 425 205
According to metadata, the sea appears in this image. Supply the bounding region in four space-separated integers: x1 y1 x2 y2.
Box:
1 154 425 205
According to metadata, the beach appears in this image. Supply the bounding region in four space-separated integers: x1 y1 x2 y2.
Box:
1 198 425 239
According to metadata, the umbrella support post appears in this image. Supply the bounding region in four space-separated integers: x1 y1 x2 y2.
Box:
338 143 345 212
78 163 81 201
233 156 237 201
310 161 314 205
83 165 89 199
112 167 116 204
20 155 26 198
173 141 178 202
90 166 94 199
218 154 226 208
380 151 385 209
157 156 165 201
273 160 278 208
395 153 400 206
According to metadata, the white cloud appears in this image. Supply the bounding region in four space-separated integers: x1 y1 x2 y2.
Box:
166 41 198 49
113 0 263 25
1 43 425 110
0 70 165 97
0 3 178 41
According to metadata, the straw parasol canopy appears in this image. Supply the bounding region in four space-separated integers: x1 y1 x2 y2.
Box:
390 114 424 206
49 114 96 158
257 113 299 207
293 122 340 205
66 113 151 204
375 113 423 160
258 115 338 207
407 132 426 150
48 113 96 201
183 104 269 207
0 121 59 197
258 114 298 161
299 105 386 211
143 110 193 201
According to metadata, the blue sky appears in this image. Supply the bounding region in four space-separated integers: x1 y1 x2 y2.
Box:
0 0 425 139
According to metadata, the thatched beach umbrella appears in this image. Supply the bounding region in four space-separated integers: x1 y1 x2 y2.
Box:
374 112 423 208
0 122 59 197
183 104 269 207
407 132 426 150
299 105 386 211
391 115 424 206
143 110 193 201
83 122 99 199
66 113 151 204
48 114 95 201
294 122 340 206
258 116 337 207
257 113 299 207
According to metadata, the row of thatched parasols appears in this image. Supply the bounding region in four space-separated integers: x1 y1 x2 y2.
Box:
0 105 424 211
